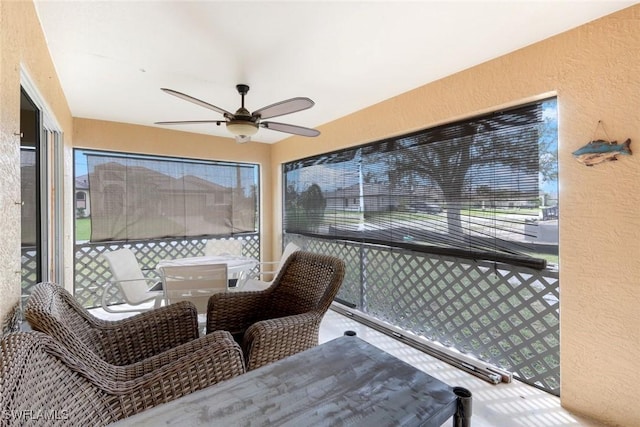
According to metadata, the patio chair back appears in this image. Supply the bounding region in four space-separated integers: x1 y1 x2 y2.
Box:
24 281 109 360
265 251 345 319
274 242 300 273
242 242 300 291
101 248 162 308
0 331 117 426
160 263 228 313
0 330 246 426
24 281 199 366
204 239 244 256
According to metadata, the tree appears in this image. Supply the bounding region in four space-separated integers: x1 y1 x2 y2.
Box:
284 182 302 231
299 183 326 232
538 100 559 185
389 113 542 238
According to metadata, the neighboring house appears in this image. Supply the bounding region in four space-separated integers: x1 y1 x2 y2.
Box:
324 183 412 212
75 175 90 218
87 162 250 241
89 162 233 214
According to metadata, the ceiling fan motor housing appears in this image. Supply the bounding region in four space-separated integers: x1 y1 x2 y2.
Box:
234 107 253 120
227 84 259 140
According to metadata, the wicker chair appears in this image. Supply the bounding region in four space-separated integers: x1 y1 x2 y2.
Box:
206 251 345 370
25 281 199 365
0 331 245 426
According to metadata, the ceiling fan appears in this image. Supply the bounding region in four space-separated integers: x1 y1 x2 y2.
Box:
155 84 320 143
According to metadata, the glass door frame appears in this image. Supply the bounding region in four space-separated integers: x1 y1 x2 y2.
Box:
20 68 64 288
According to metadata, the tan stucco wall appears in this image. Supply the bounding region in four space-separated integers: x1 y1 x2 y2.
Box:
0 1 73 327
73 119 274 262
272 5 640 427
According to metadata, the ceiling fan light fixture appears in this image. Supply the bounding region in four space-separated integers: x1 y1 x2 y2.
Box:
226 120 259 137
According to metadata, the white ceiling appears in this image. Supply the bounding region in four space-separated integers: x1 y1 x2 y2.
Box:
34 1 635 144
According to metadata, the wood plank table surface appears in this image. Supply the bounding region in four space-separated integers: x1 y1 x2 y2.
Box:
113 334 472 426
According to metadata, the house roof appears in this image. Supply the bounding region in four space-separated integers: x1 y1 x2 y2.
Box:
75 175 89 190
89 162 231 193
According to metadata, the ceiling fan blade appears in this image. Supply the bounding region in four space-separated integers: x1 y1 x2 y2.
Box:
261 121 320 137
253 97 314 120
155 120 224 125
160 88 233 116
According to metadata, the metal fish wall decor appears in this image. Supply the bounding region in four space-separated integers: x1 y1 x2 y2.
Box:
572 138 632 166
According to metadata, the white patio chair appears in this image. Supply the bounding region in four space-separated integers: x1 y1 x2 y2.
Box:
101 248 164 313
240 242 300 291
204 239 244 256
159 263 228 313
204 239 245 287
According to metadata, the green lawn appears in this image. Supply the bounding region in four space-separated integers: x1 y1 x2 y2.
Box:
76 218 91 241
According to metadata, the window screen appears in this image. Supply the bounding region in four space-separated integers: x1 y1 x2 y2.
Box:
284 98 557 269
77 150 258 242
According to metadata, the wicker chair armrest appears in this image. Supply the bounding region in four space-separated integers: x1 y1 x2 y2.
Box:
105 331 243 381
40 331 246 419
242 312 321 370
95 301 199 365
206 291 269 335
107 334 245 398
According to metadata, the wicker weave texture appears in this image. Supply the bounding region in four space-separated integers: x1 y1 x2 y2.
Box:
24 281 200 365
0 331 246 426
206 251 345 370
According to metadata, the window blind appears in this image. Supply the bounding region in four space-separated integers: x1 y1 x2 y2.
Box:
284 99 556 269
81 151 258 242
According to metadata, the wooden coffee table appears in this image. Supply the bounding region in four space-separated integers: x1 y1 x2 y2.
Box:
114 334 472 426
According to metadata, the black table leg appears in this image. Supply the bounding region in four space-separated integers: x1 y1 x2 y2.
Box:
453 386 472 427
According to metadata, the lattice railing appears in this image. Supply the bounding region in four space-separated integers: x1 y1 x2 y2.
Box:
287 234 560 396
74 234 260 308
21 247 39 312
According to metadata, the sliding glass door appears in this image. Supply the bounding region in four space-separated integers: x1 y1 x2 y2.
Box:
20 89 43 295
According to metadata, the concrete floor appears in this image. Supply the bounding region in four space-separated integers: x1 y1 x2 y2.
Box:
318 310 604 427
